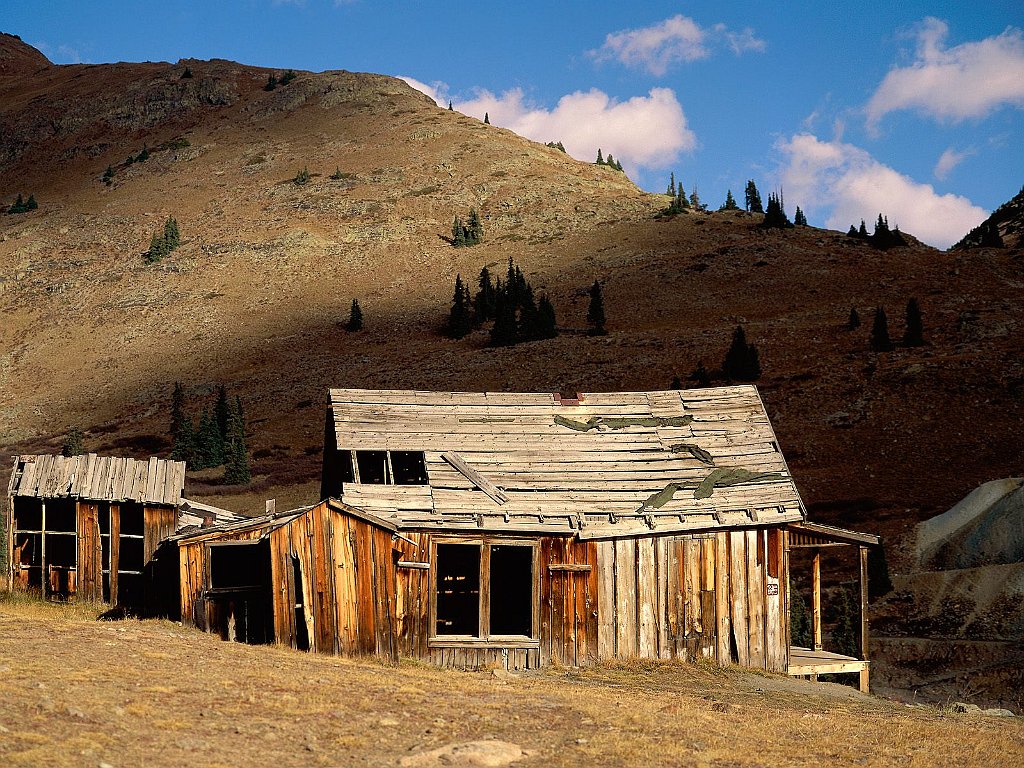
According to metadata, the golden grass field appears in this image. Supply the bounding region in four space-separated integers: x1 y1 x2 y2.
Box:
1 594 1021 767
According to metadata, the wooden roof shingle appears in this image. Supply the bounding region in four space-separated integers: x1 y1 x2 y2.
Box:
327 387 806 537
7 454 186 506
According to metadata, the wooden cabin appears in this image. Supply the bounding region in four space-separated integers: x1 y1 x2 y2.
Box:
318 387 813 674
6 454 185 608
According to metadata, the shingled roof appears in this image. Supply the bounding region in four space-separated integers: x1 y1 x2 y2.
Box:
7 454 186 507
328 387 805 539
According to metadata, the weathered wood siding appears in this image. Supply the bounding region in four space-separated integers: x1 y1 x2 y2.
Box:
593 528 788 673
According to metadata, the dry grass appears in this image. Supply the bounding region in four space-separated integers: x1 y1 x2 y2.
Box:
0 599 1020 767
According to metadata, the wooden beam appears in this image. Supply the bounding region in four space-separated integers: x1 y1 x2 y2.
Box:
859 546 869 661
811 548 821 651
441 451 509 505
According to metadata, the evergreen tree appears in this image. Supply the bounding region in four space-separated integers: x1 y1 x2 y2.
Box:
448 100 453 111
147 231 167 263
761 192 793 229
294 167 310 185
722 326 761 381
474 266 496 323
744 180 763 213
689 186 707 212
667 172 676 197
677 182 689 209
828 586 859 658
26 194 37 211
847 225 858 237
171 415 196 464
330 167 344 180
447 274 473 339
719 189 740 211
794 206 807 226
214 384 230 444
903 298 924 347
164 217 180 249
790 589 812 649
847 307 861 331
280 69 297 85
870 306 892 352
223 396 251 484
61 427 85 457
483 112 490 124
489 289 517 347
670 375 682 390
170 382 187 439
181 67 193 79
517 285 541 341
689 360 711 387
195 408 223 468
537 293 558 339
102 165 114 185
466 208 483 244
858 220 868 238
264 74 278 91
595 148 604 165
137 145 149 162
8 194 24 214
346 299 364 331
586 280 607 336
451 215 466 247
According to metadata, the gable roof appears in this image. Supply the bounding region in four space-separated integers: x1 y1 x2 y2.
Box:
7 454 185 507
328 387 805 538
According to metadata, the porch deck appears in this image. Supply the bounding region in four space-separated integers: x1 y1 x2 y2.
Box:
787 646 870 693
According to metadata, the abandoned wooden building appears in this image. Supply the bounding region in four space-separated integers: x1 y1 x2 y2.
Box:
312 387 875 686
6 454 186 607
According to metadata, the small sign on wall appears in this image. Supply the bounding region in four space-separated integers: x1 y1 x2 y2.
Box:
766 583 779 596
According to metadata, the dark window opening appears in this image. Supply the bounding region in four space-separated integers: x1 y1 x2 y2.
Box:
46 500 77 533
13 498 42 531
355 450 388 484
102 573 111 603
391 451 428 485
338 451 355 483
15 532 41 567
436 544 480 635
119 537 145 572
489 545 533 636
118 573 142 607
99 504 111 535
45 533 77 568
209 543 271 591
292 555 310 651
119 504 145 536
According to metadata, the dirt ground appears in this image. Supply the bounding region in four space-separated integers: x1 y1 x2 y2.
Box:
1 597 1021 768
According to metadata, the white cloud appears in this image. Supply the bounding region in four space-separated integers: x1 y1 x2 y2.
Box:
866 18 1024 128
591 14 765 76
35 41 83 64
776 133 987 249
933 147 975 180
400 77 695 174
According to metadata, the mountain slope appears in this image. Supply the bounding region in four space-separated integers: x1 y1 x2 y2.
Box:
0 36 1022 552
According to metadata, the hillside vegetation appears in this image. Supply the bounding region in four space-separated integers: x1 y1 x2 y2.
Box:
1 33 1022 552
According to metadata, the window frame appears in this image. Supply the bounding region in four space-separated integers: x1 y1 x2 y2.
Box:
429 536 540 648
339 449 430 486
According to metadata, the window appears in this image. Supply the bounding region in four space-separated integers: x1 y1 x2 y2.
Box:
333 450 429 486
433 540 536 640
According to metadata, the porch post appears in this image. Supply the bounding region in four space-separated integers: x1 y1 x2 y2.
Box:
811 548 821 651
858 545 870 693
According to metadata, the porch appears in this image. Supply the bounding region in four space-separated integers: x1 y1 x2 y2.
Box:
784 521 880 694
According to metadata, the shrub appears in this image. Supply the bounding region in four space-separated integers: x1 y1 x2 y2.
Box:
294 167 310 185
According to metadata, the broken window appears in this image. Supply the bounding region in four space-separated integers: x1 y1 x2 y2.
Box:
434 540 536 640
391 451 428 485
355 450 389 484
436 544 480 635
489 545 533 636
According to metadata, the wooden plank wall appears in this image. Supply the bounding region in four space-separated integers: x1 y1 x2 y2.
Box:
540 538 599 668
76 501 102 602
595 528 788 673
180 503 400 664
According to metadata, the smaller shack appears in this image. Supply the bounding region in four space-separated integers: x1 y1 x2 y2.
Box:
158 499 401 661
6 454 185 608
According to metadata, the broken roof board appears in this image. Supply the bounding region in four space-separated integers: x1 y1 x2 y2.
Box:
327 387 805 537
7 454 186 507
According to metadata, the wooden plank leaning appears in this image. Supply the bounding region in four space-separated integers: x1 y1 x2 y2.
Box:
440 451 509 505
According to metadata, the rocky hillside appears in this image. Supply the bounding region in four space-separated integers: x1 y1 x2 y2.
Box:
953 185 1024 251
1 36 1022 554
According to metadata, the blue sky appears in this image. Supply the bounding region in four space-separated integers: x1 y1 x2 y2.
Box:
6 1 1024 248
